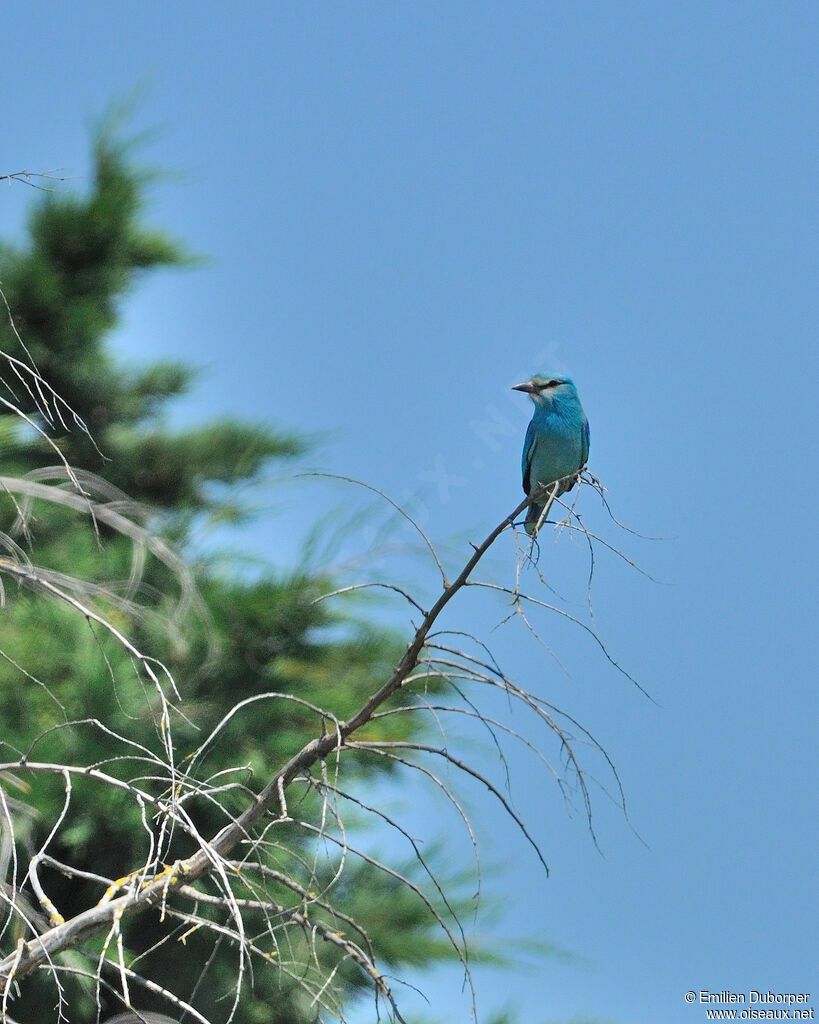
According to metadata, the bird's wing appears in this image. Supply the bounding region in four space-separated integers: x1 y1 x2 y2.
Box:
580 418 590 467
522 419 537 494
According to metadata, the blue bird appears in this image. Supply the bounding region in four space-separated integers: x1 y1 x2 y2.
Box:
513 374 590 534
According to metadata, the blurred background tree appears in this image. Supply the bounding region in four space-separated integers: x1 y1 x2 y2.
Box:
0 126 461 1023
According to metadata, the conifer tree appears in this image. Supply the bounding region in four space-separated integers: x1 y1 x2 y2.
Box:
0 128 455 1023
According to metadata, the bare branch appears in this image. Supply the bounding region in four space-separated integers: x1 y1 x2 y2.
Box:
0 456 646 1022
0 170 70 191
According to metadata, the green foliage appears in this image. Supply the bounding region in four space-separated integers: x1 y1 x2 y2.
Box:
0 128 452 1023
0 129 302 513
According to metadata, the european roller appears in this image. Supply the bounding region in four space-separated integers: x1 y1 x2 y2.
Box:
513 374 590 535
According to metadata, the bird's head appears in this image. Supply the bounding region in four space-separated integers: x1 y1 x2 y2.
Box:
512 373 577 406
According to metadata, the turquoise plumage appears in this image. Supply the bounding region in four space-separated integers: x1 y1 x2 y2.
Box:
513 374 590 534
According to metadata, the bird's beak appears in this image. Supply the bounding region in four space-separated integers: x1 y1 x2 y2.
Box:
512 381 536 393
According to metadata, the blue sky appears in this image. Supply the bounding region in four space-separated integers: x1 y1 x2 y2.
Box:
3 4 817 1023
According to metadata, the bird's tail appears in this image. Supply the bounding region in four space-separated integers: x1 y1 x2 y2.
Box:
524 502 545 536
524 475 579 535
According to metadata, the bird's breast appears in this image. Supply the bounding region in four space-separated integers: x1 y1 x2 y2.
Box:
527 409 585 488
